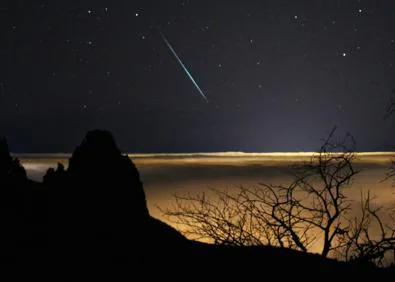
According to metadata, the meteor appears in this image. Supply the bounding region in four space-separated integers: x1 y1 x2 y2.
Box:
159 30 209 102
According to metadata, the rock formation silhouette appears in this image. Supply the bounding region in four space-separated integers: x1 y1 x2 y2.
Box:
43 129 186 275
0 136 45 265
0 137 27 183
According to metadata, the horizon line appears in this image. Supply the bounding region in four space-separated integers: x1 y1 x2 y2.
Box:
12 151 395 158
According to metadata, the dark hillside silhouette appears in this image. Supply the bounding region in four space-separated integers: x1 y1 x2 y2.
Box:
0 130 393 280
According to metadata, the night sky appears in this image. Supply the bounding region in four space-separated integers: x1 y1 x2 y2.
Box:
1 0 395 153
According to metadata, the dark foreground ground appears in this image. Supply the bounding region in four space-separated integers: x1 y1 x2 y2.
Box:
1 130 394 281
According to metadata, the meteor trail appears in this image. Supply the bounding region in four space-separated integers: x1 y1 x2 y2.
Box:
159 31 209 102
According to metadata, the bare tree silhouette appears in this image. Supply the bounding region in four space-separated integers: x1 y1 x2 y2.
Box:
337 192 395 266
162 128 395 265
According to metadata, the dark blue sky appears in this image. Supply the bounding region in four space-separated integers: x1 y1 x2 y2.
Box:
1 0 395 152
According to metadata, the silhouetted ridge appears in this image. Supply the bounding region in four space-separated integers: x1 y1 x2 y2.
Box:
0 137 27 182
42 162 65 185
